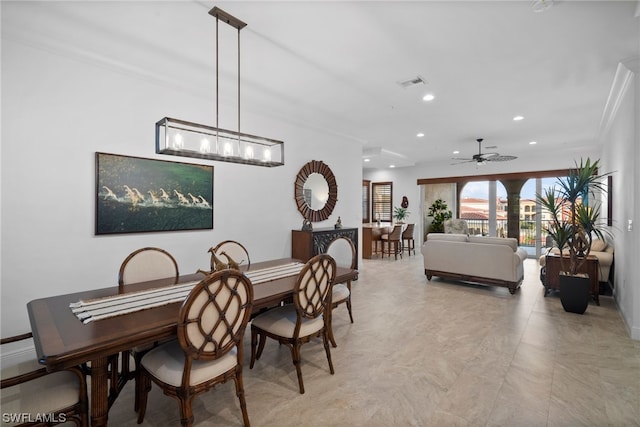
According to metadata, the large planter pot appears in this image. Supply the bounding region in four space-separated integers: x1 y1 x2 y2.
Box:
559 273 590 314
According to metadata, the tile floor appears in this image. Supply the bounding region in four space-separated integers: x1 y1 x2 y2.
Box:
106 255 640 426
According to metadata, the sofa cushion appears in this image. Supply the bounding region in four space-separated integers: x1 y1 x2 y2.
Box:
590 239 608 252
426 233 468 243
468 235 518 252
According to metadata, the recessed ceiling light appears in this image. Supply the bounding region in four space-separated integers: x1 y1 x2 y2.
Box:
389 164 395 168
364 158 371 162
529 141 537 145
513 115 524 121
453 150 460 154
422 94 435 101
417 132 425 137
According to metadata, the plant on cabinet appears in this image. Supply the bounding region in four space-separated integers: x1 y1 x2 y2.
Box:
536 158 612 314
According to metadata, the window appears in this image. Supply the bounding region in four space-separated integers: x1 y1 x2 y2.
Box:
372 182 392 222
362 180 371 223
459 181 507 237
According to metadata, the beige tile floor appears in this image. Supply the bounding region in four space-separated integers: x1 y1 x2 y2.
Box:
106 255 640 426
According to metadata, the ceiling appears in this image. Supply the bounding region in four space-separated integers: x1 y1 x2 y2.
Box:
4 1 639 170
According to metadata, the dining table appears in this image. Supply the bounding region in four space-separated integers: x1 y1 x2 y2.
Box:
27 257 357 427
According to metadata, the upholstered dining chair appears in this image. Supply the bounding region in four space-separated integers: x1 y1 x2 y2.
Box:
250 254 336 394
118 247 180 286
381 225 403 260
326 237 356 347
118 247 180 409
1 332 88 427
211 240 251 270
136 269 253 427
402 223 416 256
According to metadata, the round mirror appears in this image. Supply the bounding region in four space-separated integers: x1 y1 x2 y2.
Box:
303 173 329 210
295 160 337 222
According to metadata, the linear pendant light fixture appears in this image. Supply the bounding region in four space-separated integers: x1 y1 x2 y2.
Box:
155 7 284 167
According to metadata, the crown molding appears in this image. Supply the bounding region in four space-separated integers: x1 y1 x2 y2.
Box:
599 57 640 139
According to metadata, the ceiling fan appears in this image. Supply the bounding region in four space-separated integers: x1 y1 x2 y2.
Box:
451 138 517 166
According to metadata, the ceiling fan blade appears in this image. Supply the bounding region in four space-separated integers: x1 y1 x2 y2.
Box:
486 155 517 162
450 159 475 165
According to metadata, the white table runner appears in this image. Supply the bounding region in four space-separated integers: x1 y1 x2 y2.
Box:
70 262 304 324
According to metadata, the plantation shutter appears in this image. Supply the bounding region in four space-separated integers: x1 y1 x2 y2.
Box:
372 182 393 222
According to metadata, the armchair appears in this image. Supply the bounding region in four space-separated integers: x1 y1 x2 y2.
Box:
1 332 88 427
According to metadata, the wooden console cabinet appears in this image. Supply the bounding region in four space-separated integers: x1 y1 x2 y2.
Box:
292 227 358 269
544 254 600 305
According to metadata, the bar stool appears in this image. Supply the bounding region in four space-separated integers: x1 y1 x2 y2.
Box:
381 225 403 260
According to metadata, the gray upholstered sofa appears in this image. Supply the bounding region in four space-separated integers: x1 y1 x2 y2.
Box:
421 233 527 294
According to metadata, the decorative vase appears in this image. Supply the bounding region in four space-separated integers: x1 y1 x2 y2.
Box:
559 273 590 314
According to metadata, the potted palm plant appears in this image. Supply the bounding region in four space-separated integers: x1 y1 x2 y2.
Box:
536 158 611 314
393 206 410 223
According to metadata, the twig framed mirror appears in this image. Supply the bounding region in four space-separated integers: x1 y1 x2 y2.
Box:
294 160 337 222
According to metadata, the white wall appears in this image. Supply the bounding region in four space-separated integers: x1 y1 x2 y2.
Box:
0 4 362 338
599 58 640 340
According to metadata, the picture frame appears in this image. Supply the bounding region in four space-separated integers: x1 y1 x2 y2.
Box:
96 152 213 235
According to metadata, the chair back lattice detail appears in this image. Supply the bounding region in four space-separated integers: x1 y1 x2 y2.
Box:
294 254 336 320
119 247 179 286
326 237 356 269
178 270 253 364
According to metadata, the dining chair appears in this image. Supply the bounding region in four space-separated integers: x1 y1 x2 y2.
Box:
401 223 416 256
1 332 88 427
118 247 180 286
249 254 336 394
118 247 180 409
325 237 356 347
211 240 251 270
381 225 403 260
136 269 253 427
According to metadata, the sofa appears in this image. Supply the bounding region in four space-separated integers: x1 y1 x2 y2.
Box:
421 233 527 294
538 238 614 284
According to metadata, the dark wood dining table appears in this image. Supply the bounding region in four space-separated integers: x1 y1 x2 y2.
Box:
27 257 357 427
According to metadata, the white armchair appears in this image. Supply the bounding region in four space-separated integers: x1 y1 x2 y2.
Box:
444 219 469 235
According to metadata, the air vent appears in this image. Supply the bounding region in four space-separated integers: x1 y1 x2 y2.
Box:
397 75 427 88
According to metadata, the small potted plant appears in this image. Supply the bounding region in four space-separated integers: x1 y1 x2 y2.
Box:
536 158 611 314
393 206 410 223
427 199 452 233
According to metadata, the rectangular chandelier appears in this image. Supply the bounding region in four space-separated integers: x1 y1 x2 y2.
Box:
155 7 284 168
156 117 284 167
